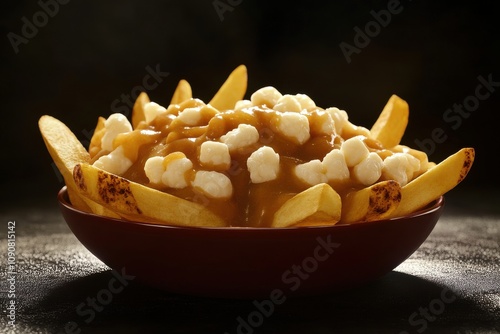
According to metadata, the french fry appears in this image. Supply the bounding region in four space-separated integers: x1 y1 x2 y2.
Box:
170 79 192 105
131 91 150 129
370 94 409 148
88 116 106 159
39 115 91 212
388 147 475 218
272 183 341 228
73 163 227 227
38 115 120 218
209 64 247 111
341 180 402 224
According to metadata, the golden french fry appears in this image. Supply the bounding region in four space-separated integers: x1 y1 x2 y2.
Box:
131 91 150 129
170 79 192 105
341 180 402 224
272 183 341 228
39 115 92 212
389 147 475 218
73 163 227 227
88 116 106 159
209 64 247 111
370 94 409 148
39 115 121 218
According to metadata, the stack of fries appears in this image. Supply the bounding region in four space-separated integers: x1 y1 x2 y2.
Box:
39 65 475 228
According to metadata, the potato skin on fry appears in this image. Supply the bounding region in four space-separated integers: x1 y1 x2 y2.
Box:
74 163 227 227
74 164 142 214
458 148 475 183
388 147 475 218
341 180 402 224
367 180 402 217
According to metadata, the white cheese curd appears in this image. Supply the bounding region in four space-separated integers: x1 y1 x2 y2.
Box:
220 124 260 151
93 145 133 175
325 107 348 135
176 107 202 126
383 152 421 185
341 136 370 167
353 152 383 186
101 113 133 152
247 146 280 183
382 153 410 186
250 86 283 108
277 112 310 145
161 154 193 189
273 94 302 113
234 99 253 111
395 145 427 175
322 149 350 181
310 111 335 136
144 156 165 184
343 122 372 137
143 102 167 124
295 93 316 110
199 141 231 169
404 153 421 180
295 159 327 186
191 171 233 199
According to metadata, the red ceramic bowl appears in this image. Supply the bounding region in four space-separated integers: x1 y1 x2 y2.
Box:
58 186 444 299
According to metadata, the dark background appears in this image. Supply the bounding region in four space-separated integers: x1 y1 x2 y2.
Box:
1 0 499 206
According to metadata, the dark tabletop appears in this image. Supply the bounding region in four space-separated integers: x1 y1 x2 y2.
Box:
1 187 499 334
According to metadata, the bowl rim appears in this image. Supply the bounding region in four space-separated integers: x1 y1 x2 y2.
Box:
58 186 444 232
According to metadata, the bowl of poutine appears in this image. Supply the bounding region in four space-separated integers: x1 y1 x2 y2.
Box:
42 65 473 298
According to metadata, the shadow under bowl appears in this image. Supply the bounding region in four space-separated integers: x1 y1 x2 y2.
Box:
58 187 444 299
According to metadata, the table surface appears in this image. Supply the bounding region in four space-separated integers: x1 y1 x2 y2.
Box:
1 188 499 334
